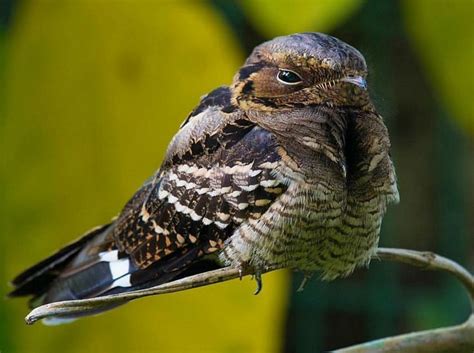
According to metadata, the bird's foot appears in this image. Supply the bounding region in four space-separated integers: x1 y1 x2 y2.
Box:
252 271 263 295
238 262 264 295
296 272 313 292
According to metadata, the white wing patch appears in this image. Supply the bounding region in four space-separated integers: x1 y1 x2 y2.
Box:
109 258 129 280
112 274 131 288
98 250 133 288
99 250 119 262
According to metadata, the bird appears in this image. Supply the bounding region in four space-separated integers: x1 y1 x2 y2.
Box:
9 32 399 323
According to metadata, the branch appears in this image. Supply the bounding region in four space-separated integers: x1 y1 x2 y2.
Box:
24 265 278 325
335 247 474 353
333 314 474 353
25 247 474 353
375 248 473 309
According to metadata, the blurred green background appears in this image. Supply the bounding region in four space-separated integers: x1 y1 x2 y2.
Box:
1 1 472 352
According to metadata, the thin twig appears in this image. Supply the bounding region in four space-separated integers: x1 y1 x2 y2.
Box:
375 248 474 309
24 265 279 324
25 245 473 353
333 314 474 353
332 248 474 352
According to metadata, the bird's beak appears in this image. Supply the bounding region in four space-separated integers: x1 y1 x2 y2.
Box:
341 75 367 90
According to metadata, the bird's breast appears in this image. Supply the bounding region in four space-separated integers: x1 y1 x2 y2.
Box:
221 171 388 279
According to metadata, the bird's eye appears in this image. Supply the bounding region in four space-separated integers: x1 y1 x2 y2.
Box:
277 69 303 85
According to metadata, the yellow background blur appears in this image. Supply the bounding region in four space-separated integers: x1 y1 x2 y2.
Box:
2 2 286 353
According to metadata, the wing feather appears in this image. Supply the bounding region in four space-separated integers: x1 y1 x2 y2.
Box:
113 112 286 270
9 85 288 306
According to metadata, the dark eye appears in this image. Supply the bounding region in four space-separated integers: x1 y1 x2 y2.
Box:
277 69 303 85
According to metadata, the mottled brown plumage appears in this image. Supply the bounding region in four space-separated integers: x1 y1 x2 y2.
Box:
9 32 398 323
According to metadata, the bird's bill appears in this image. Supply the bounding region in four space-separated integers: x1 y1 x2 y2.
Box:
341 75 367 90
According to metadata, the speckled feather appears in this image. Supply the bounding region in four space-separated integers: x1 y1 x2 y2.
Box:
113 118 286 269
9 33 398 320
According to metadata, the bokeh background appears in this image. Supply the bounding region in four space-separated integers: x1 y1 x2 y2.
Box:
1 1 473 352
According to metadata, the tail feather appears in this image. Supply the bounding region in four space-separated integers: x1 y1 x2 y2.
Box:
8 223 112 299
9 222 222 323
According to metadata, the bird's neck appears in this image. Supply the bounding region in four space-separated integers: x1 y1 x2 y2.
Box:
247 105 349 187
247 105 398 205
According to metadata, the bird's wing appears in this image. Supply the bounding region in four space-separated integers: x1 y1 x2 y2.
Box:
113 86 287 271
9 86 287 308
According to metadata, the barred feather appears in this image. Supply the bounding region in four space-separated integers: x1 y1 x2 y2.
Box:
9 33 398 322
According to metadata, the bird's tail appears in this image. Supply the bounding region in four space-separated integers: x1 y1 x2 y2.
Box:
8 222 220 324
8 223 113 301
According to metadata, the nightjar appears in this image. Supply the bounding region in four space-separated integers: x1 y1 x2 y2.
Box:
9 32 399 322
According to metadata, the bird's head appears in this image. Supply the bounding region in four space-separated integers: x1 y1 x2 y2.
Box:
232 32 370 111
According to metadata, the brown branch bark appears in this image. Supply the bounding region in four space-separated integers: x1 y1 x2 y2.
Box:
24 247 474 352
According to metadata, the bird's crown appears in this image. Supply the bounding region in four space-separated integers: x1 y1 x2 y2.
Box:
232 32 370 110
